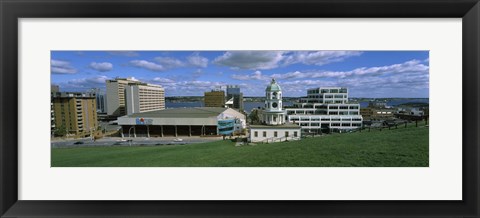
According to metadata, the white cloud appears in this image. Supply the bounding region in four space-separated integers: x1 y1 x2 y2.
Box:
271 59 429 80
130 60 165 72
213 51 362 70
59 76 110 91
228 59 429 97
145 78 228 96
214 51 285 70
51 59 77 74
145 53 209 71
152 77 175 83
107 51 139 57
187 53 209 68
89 62 113 72
283 51 362 66
159 80 227 96
231 71 270 81
154 57 185 69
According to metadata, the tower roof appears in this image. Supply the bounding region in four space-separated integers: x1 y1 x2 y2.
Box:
265 78 282 92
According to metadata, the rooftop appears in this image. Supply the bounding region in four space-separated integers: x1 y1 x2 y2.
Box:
308 87 347 90
265 78 282 92
250 123 301 129
51 92 95 98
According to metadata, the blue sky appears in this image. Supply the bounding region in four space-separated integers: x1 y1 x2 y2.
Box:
51 51 429 98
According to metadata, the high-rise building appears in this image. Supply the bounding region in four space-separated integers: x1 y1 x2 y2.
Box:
204 90 225 107
285 87 363 134
52 92 98 136
51 85 60 93
96 93 107 114
90 88 107 114
106 78 136 116
226 85 244 111
106 78 165 116
50 85 60 136
125 83 165 115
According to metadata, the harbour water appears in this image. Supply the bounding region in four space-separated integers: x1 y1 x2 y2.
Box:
165 102 294 113
166 98 429 114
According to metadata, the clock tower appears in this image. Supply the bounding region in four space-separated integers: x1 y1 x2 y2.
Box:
263 78 286 125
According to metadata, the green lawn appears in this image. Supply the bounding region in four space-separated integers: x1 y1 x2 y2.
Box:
51 124 428 167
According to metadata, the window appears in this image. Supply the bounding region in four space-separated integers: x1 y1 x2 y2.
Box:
285 131 289 137
254 131 258 137
274 131 278 137
263 131 267 137
294 131 298 137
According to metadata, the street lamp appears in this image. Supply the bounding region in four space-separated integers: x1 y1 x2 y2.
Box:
128 126 135 146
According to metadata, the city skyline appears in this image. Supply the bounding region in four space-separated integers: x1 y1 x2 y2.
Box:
51 50 429 98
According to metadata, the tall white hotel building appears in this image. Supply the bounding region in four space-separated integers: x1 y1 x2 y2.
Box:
285 87 363 134
106 78 165 116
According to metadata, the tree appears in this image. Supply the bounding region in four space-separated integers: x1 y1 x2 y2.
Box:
248 109 262 125
55 124 67 137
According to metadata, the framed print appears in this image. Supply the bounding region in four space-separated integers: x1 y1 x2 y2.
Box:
1 0 479 217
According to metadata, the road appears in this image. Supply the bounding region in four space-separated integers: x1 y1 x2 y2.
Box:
51 136 224 148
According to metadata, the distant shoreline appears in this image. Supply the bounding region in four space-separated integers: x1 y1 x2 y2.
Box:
165 96 429 103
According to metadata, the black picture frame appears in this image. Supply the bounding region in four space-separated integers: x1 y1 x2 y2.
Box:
1 0 479 217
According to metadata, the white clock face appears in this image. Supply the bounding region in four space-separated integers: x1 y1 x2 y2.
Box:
272 102 278 108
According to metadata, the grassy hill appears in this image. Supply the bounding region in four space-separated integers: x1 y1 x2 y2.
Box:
51 124 428 167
